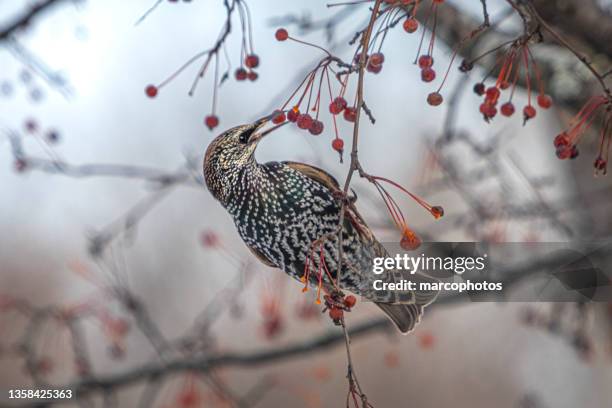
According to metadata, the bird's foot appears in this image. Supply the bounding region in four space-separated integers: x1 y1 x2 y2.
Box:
332 189 357 205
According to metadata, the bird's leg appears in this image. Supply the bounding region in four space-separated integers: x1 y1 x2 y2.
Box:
332 188 357 205
323 290 347 310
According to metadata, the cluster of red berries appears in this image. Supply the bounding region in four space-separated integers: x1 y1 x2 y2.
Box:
419 54 435 83
1 69 46 103
474 82 550 123
323 293 357 326
410 1 450 107
464 42 553 124
368 175 443 251
273 28 350 159
552 95 611 175
234 54 260 82
553 133 580 161
23 118 60 143
14 119 60 173
144 1 259 132
363 52 385 74
399 205 442 250
419 54 445 106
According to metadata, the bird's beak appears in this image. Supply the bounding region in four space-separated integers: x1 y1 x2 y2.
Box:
247 115 271 144
248 113 290 144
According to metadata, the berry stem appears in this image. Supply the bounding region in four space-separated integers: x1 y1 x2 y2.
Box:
413 1 434 64
156 50 209 90
522 47 532 106
325 68 342 141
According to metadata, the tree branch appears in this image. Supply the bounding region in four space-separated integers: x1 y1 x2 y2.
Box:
0 0 72 42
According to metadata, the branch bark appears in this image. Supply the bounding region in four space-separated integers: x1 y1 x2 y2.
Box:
0 0 71 42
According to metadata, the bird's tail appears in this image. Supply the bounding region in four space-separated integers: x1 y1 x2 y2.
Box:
376 303 423 334
375 272 439 334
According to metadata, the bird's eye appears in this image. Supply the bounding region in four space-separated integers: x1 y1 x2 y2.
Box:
239 126 256 144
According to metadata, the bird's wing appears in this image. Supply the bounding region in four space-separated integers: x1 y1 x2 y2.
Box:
247 246 277 268
282 161 375 242
283 161 438 333
282 161 341 189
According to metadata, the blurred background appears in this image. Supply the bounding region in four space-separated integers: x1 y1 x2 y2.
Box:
1 0 612 407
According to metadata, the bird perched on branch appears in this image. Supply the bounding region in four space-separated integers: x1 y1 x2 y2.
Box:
203 116 438 333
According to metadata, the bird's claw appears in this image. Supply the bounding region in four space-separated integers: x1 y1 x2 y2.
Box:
332 189 357 205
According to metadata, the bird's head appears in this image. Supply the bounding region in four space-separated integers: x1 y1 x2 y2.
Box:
203 116 269 204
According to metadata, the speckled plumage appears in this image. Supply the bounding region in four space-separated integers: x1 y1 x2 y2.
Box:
203 118 438 333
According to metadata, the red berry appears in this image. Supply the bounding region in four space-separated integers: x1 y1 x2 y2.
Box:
594 157 607 175
296 113 313 130
308 120 324 135
205 115 219 130
235 68 247 81
275 28 289 41
473 83 485 96
485 86 500 101
553 133 569 148
46 130 60 143
368 52 385 67
344 295 357 308
332 138 344 152
245 54 259 69
343 107 357 122
366 61 382 74
556 145 572 160
523 105 536 121
24 118 38 133
431 206 444 219
459 59 474 72
500 102 515 117
271 109 286 124
287 107 300 122
353 52 367 64
400 230 421 251
403 18 418 33
421 68 436 82
329 96 347 114
480 102 497 120
427 92 443 106
569 145 579 159
247 71 258 81
200 231 219 247
537 94 552 109
329 307 343 321
145 85 158 98
14 158 28 173
499 81 510 90
418 55 434 69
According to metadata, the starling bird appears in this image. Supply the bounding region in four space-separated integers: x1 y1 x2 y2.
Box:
203 117 438 333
